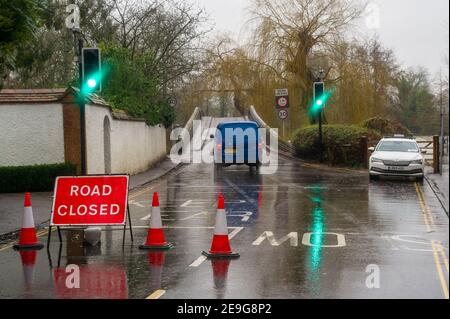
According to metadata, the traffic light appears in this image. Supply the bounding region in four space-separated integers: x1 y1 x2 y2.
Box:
314 82 325 109
82 48 101 93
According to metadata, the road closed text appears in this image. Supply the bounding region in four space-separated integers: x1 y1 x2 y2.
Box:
51 176 129 226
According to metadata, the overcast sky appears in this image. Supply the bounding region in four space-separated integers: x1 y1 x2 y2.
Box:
195 0 449 78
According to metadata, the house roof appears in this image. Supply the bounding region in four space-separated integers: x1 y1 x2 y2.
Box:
0 87 112 106
0 87 147 123
0 88 68 103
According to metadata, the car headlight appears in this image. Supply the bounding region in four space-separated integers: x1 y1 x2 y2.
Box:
410 159 423 165
371 157 383 163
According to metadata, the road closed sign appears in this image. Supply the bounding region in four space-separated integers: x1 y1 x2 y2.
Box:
51 176 129 226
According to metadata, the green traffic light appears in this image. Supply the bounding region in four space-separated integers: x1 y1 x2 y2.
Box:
316 99 323 107
87 78 97 88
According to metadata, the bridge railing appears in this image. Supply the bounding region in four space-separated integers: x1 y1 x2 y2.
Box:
247 105 296 157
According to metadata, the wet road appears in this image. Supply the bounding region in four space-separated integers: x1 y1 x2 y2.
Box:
0 157 448 299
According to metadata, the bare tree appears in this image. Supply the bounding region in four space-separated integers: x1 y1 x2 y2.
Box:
248 0 365 110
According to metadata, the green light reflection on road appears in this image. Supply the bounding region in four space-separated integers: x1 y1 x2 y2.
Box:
307 184 326 287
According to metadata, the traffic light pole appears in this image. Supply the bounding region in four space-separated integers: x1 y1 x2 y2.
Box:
76 32 87 175
319 110 324 163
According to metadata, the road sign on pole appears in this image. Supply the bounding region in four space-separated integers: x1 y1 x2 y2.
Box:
278 109 288 120
275 88 289 109
168 97 177 107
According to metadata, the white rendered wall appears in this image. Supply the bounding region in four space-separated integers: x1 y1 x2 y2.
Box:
85 104 167 175
0 104 65 166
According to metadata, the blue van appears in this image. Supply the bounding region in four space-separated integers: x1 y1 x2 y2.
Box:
211 121 262 170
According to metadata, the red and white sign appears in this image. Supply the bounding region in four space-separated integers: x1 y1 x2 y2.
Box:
51 176 129 226
275 88 289 109
278 109 289 120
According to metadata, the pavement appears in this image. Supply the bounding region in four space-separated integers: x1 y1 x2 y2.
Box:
0 156 180 240
0 156 448 299
425 159 449 216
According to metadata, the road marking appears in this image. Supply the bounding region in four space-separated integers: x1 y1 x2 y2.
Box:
129 186 154 200
189 255 208 267
228 211 253 222
302 232 346 248
252 231 298 247
140 211 188 221
431 240 449 299
414 183 435 233
180 200 193 207
228 227 244 239
0 228 53 252
146 289 166 299
415 183 449 299
179 211 209 221
129 200 145 208
435 241 449 274
189 227 244 268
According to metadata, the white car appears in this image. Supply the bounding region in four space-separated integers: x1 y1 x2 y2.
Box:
369 136 426 182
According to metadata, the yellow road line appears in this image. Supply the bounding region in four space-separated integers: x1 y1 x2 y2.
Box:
436 242 449 274
431 240 449 299
146 289 166 299
414 183 434 232
415 183 449 298
0 228 53 252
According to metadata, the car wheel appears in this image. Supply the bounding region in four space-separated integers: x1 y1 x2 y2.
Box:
214 163 222 172
416 176 424 183
369 175 379 181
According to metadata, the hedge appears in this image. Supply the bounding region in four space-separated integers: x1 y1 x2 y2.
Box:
292 125 381 167
0 163 76 193
362 117 412 136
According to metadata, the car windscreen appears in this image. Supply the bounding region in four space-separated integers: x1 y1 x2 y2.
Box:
376 141 419 153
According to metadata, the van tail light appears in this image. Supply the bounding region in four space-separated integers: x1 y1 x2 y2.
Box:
258 143 263 149
217 144 222 151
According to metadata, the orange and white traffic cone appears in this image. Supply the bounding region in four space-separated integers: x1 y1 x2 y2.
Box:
202 194 239 258
139 192 173 250
14 193 44 250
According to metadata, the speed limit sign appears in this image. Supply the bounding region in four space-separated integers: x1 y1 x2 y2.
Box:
277 97 288 108
278 109 288 120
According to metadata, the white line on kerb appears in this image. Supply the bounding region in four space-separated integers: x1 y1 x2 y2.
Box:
189 227 244 268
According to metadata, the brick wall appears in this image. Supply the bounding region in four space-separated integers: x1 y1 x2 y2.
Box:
61 95 82 175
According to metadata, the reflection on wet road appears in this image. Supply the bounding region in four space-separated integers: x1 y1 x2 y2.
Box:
0 158 448 299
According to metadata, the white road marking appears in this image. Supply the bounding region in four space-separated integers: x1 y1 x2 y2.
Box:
140 211 188 221
129 200 145 208
189 227 244 268
228 227 244 239
228 211 252 222
302 232 346 248
189 256 208 267
181 200 193 207
179 211 209 221
252 231 298 247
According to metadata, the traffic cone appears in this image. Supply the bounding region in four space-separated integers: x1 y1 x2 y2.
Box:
139 192 173 250
202 194 239 258
14 193 44 250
